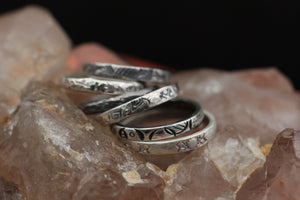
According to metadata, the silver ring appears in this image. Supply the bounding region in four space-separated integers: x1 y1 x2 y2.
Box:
112 100 204 141
62 75 144 94
96 84 179 124
122 111 216 155
79 87 157 114
83 62 171 84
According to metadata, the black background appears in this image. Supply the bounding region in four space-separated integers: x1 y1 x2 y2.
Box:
1 1 300 89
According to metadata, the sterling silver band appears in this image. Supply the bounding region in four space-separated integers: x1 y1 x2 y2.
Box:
62 75 144 94
79 87 157 114
83 62 171 84
123 111 216 155
96 84 179 124
112 100 204 141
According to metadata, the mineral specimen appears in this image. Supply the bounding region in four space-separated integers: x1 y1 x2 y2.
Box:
0 82 164 200
173 68 300 144
164 125 266 199
236 128 300 200
1 5 300 198
0 6 71 117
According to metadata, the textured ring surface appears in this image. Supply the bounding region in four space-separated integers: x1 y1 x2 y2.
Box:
112 100 204 141
96 84 179 124
83 62 171 84
62 75 144 94
79 87 157 114
123 111 216 155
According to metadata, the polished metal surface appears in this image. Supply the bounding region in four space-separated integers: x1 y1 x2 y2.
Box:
83 62 171 84
112 99 204 141
123 111 216 155
96 84 179 124
62 75 144 94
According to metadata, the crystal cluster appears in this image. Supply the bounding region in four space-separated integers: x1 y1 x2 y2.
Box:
173 68 300 144
0 82 164 200
0 6 71 121
236 129 300 200
1 5 300 200
164 126 266 199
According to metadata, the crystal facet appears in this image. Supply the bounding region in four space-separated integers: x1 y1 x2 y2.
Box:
236 129 300 200
164 126 265 199
0 6 71 117
0 82 164 200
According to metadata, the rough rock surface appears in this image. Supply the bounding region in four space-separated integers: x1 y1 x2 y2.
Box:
164 126 266 199
0 177 24 200
0 82 164 200
173 68 300 144
0 6 71 120
160 68 300 199
1 7 300 198
236 129 300 200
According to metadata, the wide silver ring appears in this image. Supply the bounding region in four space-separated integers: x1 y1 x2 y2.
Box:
62 75 144 94
96 84 179 124
83 62 171 84
112 99 204 141
123 111 216 155
79 87 157 114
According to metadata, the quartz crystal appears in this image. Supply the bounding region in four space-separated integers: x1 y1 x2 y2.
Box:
0 6 71 117
236 128 300 200
1 6 300 198
164 126 266 199
173 68 300 144
0 82 164 200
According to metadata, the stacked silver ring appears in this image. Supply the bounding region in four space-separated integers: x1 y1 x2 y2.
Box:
62 62 216 155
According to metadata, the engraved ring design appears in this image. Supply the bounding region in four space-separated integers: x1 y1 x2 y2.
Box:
79 87 157 114
96 84 179 124
112 100 205 141
62 75 144 94
123 110 216 155
83 62 171 84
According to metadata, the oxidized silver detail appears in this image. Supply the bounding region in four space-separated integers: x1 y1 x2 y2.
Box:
83 62 171 84
79 87 157 114
96 84 179 124
112 100 204 141
61 75 144 94
123 111 216 155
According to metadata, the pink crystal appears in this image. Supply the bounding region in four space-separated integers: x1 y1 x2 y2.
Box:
173 68 300 144
164 126 265 199
0 82 164 200
236 129 300 200
0 6 71 116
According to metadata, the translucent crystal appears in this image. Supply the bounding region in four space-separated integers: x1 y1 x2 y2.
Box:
173 68 300 144
164 126 265 199
0 6 71 115
0 82 164 200
236 129 300 200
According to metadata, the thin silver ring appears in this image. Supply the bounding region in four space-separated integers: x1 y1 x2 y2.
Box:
112 100 204 141
79 87 157 114
123 111 216 155
83 62 171 84
62 75 144 94
96 84 179 124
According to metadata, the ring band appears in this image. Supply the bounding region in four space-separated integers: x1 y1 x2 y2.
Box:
96 84 179 124
79 87 157 114
112 100 204 141
122 111 216 155
62 75 144 94
83 62 171 84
